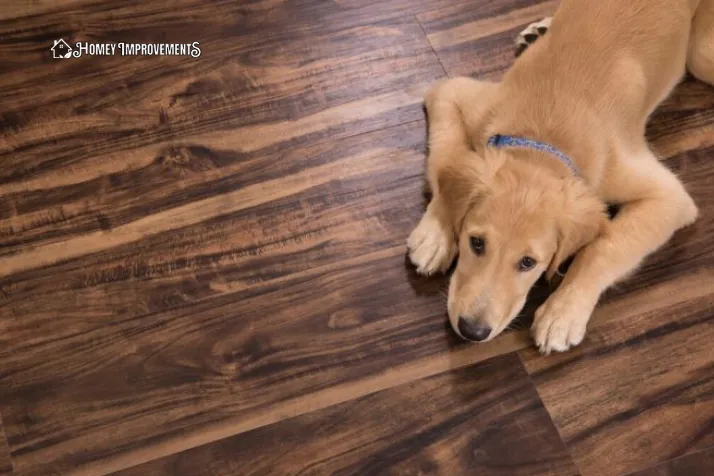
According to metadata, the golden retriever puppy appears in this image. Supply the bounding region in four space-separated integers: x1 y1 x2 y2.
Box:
408 0 714 353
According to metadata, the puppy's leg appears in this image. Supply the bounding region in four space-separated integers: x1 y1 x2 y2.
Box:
688 0 714 85
533 152 698 354
408 78 497 275
408 194 458 275
515 17 552 57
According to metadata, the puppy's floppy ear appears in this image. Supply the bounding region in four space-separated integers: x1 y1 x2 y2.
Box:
436 156 489 234
546 178 608 281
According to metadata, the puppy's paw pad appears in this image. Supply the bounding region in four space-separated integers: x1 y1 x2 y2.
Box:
407 211 457 276
515 17 552 57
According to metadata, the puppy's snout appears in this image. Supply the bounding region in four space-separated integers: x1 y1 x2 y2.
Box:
457 317 491 342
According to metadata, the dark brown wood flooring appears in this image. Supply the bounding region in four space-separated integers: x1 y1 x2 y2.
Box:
114 354 580 476
0 416 12 475
0 1 713 475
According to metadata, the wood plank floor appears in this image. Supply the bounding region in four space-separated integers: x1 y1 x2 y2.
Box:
631 448 714 476
0 416 12 475
0 0 713 475
113 354 579 476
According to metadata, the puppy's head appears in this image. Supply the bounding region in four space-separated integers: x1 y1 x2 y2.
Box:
441 155 607 343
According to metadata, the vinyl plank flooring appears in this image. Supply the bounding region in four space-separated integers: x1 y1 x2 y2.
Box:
0 122 534 476
418 0 558 79
630 448 714 476
0 415 12 475
521 276 714 476
646 76 714 157
0 2 445 230
0 0 457 123
111 353 579 476
0 1 543 473
2 0 714 475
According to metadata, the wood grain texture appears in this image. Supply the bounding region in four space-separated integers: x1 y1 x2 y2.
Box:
0 415 12 475
522 275 714 476
630 448 714 476
1 0 714 475
112 354 579 476
0 123 407 473
522 276 714 476
419 0 559 79
0 3 446 264
0 119 535 476
1 0 549 468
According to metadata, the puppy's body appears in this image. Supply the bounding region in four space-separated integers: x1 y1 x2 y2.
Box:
505 0 694 131
408 0 714 353
485 0 700 211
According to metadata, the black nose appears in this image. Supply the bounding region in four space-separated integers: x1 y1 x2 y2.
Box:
457 318 491 342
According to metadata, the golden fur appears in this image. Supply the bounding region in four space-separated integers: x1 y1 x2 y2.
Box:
408 0 714 353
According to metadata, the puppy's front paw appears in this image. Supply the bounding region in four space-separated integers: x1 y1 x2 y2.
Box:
532 289 594 354
407 204 457 276
515 17 552 57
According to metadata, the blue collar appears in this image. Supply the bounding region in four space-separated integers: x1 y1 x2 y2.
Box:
487 134 579 176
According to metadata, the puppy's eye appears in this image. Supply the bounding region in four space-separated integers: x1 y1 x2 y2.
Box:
470 236 485 255
518 256 537 271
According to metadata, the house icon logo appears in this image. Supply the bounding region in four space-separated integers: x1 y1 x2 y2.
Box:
51 39 72 58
